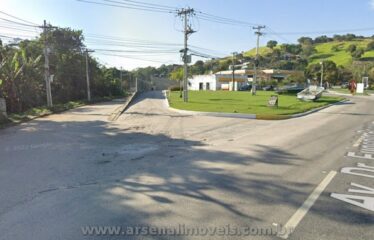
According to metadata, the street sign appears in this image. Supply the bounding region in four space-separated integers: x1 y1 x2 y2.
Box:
357 83 364 94
268 95 278 107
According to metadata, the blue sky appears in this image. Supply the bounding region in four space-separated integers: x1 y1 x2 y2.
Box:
2 0 374 70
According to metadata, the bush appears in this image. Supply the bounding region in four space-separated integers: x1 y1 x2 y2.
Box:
169 85 183 91
367 41 374 51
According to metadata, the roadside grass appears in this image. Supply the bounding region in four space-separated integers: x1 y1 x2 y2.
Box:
168 90 344 116
331 88 371 96
0 95 127 128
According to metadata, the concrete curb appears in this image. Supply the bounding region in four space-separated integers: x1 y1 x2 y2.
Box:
163 90 348 120
108 92 138 121
287 99 349 119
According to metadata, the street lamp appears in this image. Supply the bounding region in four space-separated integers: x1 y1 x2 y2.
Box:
320 61 324 88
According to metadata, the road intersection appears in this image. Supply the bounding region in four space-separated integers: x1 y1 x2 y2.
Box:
0 91 373 239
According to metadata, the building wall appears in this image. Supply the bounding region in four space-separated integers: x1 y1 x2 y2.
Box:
188 74 217 91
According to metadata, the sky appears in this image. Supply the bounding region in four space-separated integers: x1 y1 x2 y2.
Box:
2 0 374 70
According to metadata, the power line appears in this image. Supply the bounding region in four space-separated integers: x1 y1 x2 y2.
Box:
102 0 175 11
0 17 38 27
272 27 374 36
195 11 258 27
114 0 176 10
0 25 40 34
266 27 292 43
95 52 175 64
0 10 38 25
76 0 175 13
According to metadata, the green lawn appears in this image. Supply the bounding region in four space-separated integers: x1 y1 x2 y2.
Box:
168 91 343 117
331 87 371 95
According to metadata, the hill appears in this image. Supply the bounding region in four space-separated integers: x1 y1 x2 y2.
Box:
243 38 374 67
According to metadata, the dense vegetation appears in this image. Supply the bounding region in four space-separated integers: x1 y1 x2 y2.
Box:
0 28 129 114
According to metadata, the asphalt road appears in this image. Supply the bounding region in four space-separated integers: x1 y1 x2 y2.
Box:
0 91 373 240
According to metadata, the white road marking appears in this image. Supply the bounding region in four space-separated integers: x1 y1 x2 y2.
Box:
347 152 374 160
277 171 337 239
331 182 374 212
353 135 364 147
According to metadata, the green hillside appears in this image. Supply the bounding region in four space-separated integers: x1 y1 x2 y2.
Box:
243 38 374 67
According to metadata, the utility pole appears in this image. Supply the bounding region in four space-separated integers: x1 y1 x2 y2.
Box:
42 20 53 107
231 52 237 91
320 61 324 87
135 77 138 92
178 8 195 102
252 25 266 95
120 67 123 93
85 49 94 101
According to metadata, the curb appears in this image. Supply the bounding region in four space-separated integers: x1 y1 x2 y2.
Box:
286 99 349 119
108 92 138 121
163 91 348 120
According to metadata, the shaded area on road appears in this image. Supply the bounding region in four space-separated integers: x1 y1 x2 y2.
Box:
1 91 374 239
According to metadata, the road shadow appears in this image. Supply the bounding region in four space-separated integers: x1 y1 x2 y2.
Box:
0 112 371 240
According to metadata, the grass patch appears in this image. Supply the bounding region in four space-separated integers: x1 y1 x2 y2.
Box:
169 91 343 116
331 88 370 96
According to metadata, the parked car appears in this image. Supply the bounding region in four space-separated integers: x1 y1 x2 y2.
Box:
239 84 252 91
276 84 305 94
262 85 274 91
341 82 349 88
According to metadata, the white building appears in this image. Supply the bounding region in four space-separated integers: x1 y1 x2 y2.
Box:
188 69 300 91
188 71 248 91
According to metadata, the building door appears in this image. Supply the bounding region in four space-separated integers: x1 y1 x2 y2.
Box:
199 83 203 90
206 83 210 90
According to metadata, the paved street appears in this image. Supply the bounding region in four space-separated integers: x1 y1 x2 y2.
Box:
0 91 373 240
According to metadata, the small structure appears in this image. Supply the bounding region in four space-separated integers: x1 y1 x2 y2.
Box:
188 74 217 91
297 86 324 101
188 69 301 91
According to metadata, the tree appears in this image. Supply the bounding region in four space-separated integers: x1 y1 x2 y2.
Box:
367 41 374 51
305 60 338 85
331 45 340 52
0 47 42 112
351 48 365 59
280 44 302 55
347 44 357 53
169 67 184 97
266 40 278 49
314 35 332 43
191 60 205 75
285 71 305 84
301 44 316 57
298 37 313 45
